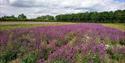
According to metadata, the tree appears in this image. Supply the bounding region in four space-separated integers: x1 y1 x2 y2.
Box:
0 10 125 22
36 15 54 21
0 15 17 21
18 14 27 20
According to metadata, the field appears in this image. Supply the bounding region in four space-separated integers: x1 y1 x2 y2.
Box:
102 23 125 32
0 22 125 63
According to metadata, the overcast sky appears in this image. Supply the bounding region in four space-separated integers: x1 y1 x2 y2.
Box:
0 0 125 18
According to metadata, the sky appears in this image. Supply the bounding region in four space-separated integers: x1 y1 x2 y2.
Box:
0 0 125 18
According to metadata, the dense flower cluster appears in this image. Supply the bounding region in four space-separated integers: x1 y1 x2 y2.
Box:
0 23 125 63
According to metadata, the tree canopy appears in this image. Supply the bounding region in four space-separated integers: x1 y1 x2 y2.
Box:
0 10 125 23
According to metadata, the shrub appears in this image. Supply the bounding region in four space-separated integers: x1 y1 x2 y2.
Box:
21 52 38 63
0 50 18 63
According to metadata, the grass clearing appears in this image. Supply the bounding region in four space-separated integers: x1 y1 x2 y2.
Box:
0 22 75 30
102 23 125 32
0 22 125 32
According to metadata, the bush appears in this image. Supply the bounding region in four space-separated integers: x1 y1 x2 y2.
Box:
21 52 38 63
0 50 18 63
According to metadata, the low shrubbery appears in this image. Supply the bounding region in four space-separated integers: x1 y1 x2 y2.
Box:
0 23 125 63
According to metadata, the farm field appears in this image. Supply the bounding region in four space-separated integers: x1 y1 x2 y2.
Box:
102 23 125 32
0 22 125 63
0 22 75 30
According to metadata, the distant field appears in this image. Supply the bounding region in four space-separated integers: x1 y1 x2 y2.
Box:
0 22 125 31
0 22 75 30
102 23 125 31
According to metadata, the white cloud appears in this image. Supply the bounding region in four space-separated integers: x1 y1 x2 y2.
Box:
0 0 125 18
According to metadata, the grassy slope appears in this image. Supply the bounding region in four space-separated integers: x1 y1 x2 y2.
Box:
102 23 125 32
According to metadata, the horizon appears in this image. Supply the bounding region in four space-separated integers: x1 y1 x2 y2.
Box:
0 0 125 18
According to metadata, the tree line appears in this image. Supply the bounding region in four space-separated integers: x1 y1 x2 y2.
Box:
0 14 27 21
0 10 125 23
55 10 125 23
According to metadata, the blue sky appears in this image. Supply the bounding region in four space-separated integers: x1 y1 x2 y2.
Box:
0 0 125 18
115 0 125 2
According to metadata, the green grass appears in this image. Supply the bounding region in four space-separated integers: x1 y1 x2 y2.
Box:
0 24 43 30
0 22 125 32
102 23 125 32
0 22 75 30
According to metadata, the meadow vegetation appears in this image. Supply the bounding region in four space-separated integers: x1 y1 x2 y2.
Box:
0 23 125 63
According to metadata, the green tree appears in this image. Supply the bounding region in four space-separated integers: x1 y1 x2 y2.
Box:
18 14 27 20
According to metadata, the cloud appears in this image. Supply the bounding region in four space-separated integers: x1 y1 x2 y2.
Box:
0 0 125 18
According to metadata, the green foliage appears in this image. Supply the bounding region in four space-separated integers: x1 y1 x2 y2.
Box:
91 55 100 63
83 54 101 63
0 50 18 63
18 14 27 20
106 47 125 62
108 50 125 62
81 55 100 63
51 58 69 63
0 15 17 21
21 52 38 63
36 15 55 21
0 10 125 22
75 51 101 63
75 53 85 63
55 10 125 23
0 14 27 21
55 39 67 47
